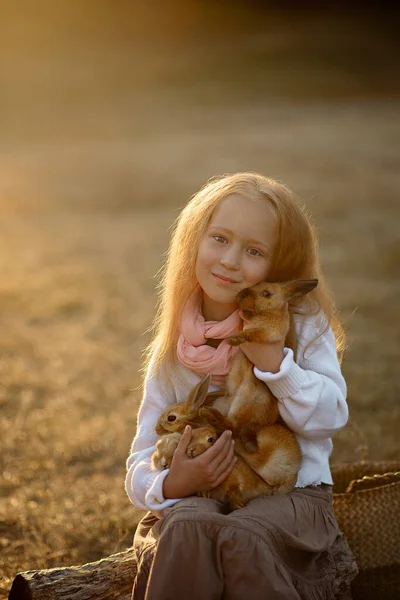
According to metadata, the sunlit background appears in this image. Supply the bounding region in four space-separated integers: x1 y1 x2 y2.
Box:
1 0 399 594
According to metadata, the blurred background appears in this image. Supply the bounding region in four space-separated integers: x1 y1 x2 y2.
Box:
1 0 399 595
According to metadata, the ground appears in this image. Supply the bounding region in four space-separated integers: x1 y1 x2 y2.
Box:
0 2 399 596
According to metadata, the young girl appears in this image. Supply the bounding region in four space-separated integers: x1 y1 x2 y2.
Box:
125 172 358 599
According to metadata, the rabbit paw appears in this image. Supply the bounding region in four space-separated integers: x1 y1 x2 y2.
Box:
151 448 173 470
228 333 247 346
152 433 181 470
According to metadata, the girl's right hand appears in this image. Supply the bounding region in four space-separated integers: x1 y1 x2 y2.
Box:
162 426 236 499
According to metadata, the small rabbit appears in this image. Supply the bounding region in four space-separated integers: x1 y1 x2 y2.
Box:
224 279 318 452
151 425 277 510
151 427 216 472
192 279 318 494
151 427 219 471
198 404 301 496
155 375 221 436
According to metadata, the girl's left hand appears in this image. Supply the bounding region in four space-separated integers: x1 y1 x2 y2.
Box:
240 339 285 374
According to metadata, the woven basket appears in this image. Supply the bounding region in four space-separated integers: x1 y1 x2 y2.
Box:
331 460 400 600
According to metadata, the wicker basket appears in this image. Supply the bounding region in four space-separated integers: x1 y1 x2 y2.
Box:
331 460 400 600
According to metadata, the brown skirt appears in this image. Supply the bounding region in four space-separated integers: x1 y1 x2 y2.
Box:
132 485 358 600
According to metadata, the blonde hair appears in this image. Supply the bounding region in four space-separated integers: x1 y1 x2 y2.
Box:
143 172 345 375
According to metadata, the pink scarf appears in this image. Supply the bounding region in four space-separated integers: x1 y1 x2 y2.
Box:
177 287 242 386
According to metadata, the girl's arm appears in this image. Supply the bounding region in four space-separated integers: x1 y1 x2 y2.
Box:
250 314 348 440
125 372 180 512
125 365 236 514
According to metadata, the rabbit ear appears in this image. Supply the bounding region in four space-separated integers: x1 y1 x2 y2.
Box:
283 279 318 299
187 375 211 410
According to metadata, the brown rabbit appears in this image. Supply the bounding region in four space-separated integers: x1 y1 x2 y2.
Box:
224 279 318 452
199 404 301 496
152 427 218 471
192 279 318 494
151 425 277 509
155 375 222 436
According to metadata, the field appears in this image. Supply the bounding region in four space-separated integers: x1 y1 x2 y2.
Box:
1 2 399 596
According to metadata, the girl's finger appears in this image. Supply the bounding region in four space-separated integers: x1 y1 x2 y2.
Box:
211 440 236 476
208 434 234 472
211 455 237 489
200 430 232 463
175 425 192 457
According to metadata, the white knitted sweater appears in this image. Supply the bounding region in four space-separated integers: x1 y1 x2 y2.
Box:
125 313 348 514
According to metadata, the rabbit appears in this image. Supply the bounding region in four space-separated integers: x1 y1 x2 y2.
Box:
155 375 222 436
192 279 318 494
223 279 319 452
198 404 301 496
151 427 215 472
196 279 318 494
151 425 277 510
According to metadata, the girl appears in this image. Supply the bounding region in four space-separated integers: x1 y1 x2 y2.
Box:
125 172 358 599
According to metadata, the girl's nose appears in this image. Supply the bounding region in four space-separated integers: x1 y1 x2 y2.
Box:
220 250 240 270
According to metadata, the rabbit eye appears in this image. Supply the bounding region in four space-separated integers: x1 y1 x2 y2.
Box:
261 290 271 298
207 437 215 444
167 415 177 422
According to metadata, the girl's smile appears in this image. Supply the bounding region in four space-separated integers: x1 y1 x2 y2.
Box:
195 194 277 321
212 273 239 284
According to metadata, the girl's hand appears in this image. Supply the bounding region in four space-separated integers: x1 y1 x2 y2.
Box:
162 426 237 499
240 339 285 374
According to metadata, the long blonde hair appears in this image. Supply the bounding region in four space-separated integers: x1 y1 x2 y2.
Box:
143 172 345 375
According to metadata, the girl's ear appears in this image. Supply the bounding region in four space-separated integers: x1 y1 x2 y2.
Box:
283 279 318 299
187 375 211 410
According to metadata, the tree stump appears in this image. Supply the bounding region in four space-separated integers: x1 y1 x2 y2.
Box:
8 548 136 600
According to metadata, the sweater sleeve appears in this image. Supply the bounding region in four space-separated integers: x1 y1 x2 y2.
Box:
253 316 348 441
125 360 183 513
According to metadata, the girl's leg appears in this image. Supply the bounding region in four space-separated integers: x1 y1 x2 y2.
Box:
132 486 357 600
134 497 227 600
218 522 301 600
140 495 300 600
219 485 356 600
132 512 159 600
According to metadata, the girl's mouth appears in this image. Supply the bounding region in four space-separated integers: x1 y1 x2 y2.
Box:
212 273 238 284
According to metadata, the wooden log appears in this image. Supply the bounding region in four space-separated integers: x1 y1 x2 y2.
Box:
8 548 136 600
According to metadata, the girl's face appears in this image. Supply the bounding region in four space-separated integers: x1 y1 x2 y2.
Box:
195 194 277 321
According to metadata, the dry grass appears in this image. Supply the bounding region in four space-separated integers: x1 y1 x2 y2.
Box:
1 2 400 597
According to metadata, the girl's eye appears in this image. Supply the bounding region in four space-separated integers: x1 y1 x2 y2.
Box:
213 235 226 243
247 248 262 257
167 415 177 422
261 290 271 298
